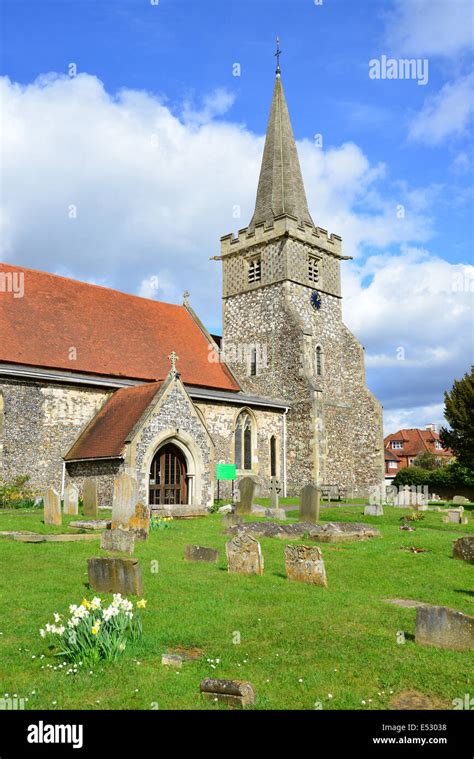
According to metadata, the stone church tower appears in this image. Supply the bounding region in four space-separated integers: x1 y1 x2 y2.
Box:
218 69 384 496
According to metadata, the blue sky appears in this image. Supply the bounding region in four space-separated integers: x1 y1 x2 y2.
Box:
0 0 473 431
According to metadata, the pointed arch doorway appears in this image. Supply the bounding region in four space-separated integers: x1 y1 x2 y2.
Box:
149 443 188 506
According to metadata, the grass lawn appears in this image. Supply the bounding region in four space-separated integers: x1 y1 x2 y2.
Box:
0 504 472 710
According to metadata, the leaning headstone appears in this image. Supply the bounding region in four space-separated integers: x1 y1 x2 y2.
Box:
112 473 138 529
200 678 256 708
83 479 98 517
101 528 135 555
299 484 320 523
236 477 256 515
453 536 474 564
415 605 474 652
453 495 469 505
285 544 328 587
63 483 79 515
87 556 143 596
44 487 61 526
364 504 384 517
128 501 151 540
184 545 219 563
226 531 264 575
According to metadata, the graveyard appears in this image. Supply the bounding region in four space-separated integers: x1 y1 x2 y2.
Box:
0 489 472 711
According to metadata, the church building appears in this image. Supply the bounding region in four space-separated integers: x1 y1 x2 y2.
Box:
0 65 384 513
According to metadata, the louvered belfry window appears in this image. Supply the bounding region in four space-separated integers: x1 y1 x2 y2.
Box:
308 255 319 283
248 258 261 284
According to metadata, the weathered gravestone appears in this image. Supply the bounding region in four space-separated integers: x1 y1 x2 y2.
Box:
222 513 243 530
128 501 151 540
100 528 135 555
236 477 256 515
364 504 384 517
285 544 328 587
226 531 264 575
270 478 281 510
44 487 61 526
111 473 138 529
452 495 470 505
415 605 474 652
299 484 320 523
83 479 98 517
87 556 143 596
443 508 467 525
453 536 474 564
63 483 79 516
162 654 183 668
184 545 219 563
69 519 111 530
200 678 256 708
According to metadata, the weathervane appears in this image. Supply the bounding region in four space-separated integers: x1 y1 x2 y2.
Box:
168 350 179 373
275 36 282 78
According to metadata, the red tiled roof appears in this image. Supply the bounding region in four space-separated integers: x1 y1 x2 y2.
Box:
384 428 452 457
65 382 162 460
0 263 240 391
384 448 400 462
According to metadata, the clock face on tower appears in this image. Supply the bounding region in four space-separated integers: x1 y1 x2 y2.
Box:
311 291 322 311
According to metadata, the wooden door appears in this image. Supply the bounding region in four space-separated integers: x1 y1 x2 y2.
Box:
149 444 187 505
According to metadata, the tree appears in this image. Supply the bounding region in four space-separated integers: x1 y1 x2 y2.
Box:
439 367 474 468
413 451 443 470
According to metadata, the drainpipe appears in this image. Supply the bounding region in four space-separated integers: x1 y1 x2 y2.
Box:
60 461 66 499
282 407 289 498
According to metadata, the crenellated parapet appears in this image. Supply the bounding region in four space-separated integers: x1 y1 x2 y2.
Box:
219 214 345 260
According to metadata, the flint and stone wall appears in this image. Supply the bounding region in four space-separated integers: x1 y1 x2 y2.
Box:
0 378 109 497
194 400 285 500
222 233 384 496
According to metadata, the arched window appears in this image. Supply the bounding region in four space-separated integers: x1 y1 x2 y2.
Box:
315 346 323 377
235 411 253 470
270 435 277 477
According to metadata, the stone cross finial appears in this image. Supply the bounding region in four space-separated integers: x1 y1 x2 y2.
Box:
274 36 282 78
168 351 179 373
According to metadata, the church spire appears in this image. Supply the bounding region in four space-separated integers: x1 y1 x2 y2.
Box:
248 43 315 231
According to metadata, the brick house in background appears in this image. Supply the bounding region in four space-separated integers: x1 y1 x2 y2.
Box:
384 425 453 480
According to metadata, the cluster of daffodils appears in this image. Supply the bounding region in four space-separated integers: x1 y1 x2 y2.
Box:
39 594 147 665
150 516 173 530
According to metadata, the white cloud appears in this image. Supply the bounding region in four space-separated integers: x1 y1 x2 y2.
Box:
181 87 236 126
382 403 446 436
0 71 471 424
408 73 474 145
0 71 433 309
385 0 473 58
343 247 474 425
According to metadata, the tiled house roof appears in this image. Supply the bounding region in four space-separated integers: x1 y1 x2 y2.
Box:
384 428 452 458
0 263 240 391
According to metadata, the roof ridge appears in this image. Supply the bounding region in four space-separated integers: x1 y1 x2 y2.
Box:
0 261 185 310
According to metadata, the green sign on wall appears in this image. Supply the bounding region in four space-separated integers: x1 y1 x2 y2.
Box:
216 463 237 481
